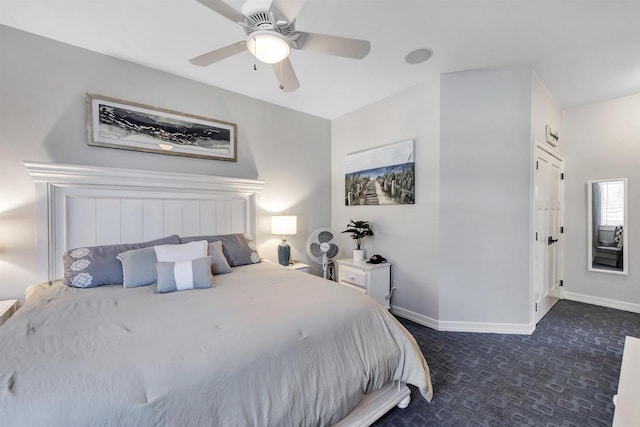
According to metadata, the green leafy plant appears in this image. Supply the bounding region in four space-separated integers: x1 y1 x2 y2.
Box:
341 220 374 250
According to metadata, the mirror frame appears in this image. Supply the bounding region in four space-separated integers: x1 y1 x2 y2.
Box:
587 178 628 275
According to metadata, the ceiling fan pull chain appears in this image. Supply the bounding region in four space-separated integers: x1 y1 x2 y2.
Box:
279 61 284 91
253 37 259 71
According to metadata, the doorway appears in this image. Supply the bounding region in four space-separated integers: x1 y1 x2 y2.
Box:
533 146 563 323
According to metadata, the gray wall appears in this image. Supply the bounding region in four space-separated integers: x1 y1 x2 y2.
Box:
439 69 533 325
0 25 331 300
331 77 441 321
332 69 539 328
563 93 640 306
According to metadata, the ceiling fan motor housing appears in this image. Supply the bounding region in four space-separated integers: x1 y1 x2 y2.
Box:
242 14 295 41
240 0 295 36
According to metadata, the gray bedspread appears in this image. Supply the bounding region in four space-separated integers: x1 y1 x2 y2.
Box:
0 262 432 427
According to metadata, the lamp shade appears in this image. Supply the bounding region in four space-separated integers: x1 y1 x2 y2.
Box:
271 215 297 236
247 31 291 64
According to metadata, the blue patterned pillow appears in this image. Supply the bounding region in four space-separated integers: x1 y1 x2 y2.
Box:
180 233 260 266
63 235 181 288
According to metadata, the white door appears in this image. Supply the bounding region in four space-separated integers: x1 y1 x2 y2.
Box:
533 146 563 323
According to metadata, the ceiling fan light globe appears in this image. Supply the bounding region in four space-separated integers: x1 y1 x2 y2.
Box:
247 31 291 64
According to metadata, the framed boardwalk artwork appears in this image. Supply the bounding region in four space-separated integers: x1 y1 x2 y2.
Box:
87 94 237 161
345 140 415 206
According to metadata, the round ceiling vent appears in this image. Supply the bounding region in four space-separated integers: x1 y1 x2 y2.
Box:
405 48 433 64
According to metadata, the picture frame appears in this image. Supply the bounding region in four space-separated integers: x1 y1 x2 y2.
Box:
345 139 415 206
86 94 237 161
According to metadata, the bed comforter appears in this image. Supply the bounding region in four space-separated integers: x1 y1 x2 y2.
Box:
0 262 432 427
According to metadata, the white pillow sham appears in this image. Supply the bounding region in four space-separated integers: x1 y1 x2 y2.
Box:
154 240 208 263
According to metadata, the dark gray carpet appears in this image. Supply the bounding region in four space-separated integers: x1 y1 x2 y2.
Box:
374 300 640 426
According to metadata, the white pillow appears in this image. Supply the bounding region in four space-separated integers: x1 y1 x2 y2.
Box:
154 240 208 262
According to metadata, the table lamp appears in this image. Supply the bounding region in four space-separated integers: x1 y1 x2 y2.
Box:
271 215 297 266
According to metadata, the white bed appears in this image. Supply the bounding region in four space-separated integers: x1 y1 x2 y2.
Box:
0 162 433 426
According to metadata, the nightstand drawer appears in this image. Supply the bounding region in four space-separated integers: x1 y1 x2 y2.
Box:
339 265 366 288
335 259 391 309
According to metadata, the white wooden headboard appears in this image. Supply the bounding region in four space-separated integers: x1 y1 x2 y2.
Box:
24 162 264 281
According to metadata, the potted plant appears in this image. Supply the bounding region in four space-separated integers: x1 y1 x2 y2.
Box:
341 220 374 261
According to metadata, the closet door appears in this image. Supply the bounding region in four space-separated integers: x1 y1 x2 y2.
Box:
533 146 563 323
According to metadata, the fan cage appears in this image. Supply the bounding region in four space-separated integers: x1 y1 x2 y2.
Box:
306 229 341 263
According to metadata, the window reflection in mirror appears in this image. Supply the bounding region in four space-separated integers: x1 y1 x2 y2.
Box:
587 179 628 275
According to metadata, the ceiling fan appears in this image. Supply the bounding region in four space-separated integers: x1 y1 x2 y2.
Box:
189 0 371 92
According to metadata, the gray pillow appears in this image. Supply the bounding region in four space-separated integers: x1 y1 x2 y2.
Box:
181 233 261 267
118 240 230 288
63 235 180 288
156 256 214 294
208 241 232 274
117 247 158 288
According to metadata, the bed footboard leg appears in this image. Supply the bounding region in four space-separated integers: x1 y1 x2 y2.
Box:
397 395 411 409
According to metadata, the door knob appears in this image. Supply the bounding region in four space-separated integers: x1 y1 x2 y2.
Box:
547 236 559 245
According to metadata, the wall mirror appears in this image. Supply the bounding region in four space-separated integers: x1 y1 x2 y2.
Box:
587 178 628 275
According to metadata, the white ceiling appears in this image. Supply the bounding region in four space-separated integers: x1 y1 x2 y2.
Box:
1 0 639 119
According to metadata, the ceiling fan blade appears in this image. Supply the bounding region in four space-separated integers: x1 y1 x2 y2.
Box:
296 32 371 59
195 0 246 24
270 0 306 23
189 41 246 66
272 57 300 92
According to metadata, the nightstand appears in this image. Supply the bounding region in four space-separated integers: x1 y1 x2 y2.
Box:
0 299 18 327
288 262 310 273
335 259 391 309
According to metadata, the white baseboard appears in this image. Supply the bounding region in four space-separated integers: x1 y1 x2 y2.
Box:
390 306 439 330
562 291 640 314
392 293 640 335
390 305 535 335
437 320 535 335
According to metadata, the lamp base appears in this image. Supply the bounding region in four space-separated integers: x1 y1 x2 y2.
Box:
277 241 291 266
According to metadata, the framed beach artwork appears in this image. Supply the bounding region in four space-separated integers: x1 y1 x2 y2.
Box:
87 94 237 161
345 139 415 206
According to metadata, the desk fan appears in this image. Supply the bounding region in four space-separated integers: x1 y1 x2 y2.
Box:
306 228 341 279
